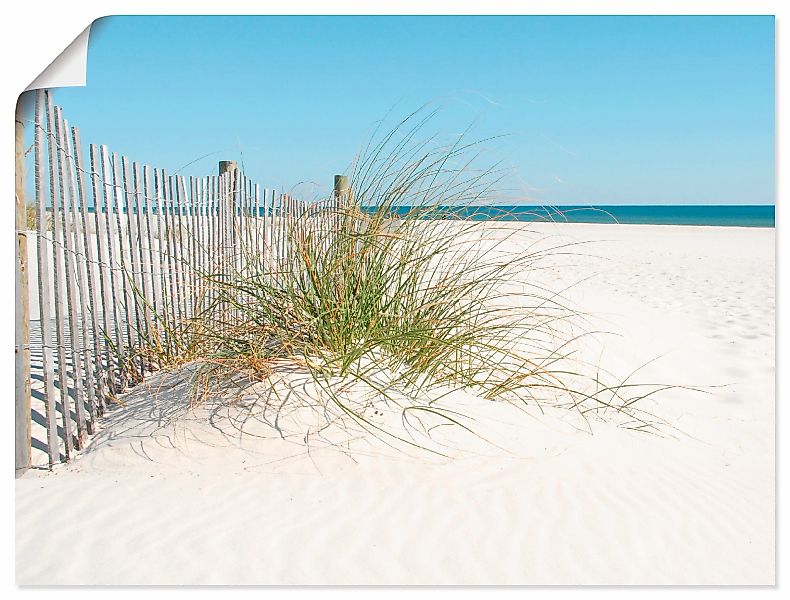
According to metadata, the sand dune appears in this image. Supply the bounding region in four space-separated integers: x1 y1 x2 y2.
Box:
15 223 775 585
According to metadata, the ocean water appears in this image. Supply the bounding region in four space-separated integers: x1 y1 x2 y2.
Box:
77 204 775 228
373 205 775 228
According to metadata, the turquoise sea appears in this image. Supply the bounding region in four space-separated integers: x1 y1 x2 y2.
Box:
80 204 775 228
376 205 775 228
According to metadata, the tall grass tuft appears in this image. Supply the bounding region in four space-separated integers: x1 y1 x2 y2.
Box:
132 110 671 450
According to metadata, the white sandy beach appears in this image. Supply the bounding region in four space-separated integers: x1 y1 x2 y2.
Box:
15 222 775 585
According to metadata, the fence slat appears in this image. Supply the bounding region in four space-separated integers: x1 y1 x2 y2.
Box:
98 146 127 390
155 168 168 349
241 174 248 274
176 176 186 325
231 171 238 286
181 177 192 319
54 107 88 448
89 144 116 399
263 188 270 260
219 174 228 323
44 94 74 459
227 173 235 322
254 183 261 260
70 125 102 426
132 163 153 348
110 152 137 386
15 96 31 474
201 177 210 312
153 169 171 353
34 91 59 466
281 192 287 268
170 176 183 324
189 177 199 315
121 157 145 376
143 165 161 348
198 177 207 312
62 115 94 435
210 176 218 318
185 176 197 318
194 176 200 315
76 142 109 419
165 174 182 338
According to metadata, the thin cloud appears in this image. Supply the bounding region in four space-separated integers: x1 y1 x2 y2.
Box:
541 133 579 157
458 89 505 108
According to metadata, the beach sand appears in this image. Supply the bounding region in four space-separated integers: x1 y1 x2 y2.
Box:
15 222 775 585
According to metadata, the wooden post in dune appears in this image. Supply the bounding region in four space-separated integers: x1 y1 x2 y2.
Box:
219 161 237 177
334 175 349 214
218 161 238 319
15 94 31 475
334 175 349 198
219 161 237 247
333 174 349 249
219 161 238 246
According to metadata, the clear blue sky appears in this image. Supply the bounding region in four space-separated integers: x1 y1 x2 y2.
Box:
42 15 775 205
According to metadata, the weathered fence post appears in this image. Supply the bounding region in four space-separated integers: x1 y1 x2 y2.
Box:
15 94 31 476
334 175 349 200
219 160 237 177
332 175 350 251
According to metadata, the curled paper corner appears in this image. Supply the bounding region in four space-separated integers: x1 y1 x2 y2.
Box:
24 24 92 91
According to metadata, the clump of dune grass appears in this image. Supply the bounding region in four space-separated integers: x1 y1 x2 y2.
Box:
132 110 672 451
27 202 52 231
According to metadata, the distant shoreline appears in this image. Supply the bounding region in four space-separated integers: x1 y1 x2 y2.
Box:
39 204 775 228
362 204 776 228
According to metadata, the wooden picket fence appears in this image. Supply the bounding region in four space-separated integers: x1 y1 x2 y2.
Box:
15 89 347 473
